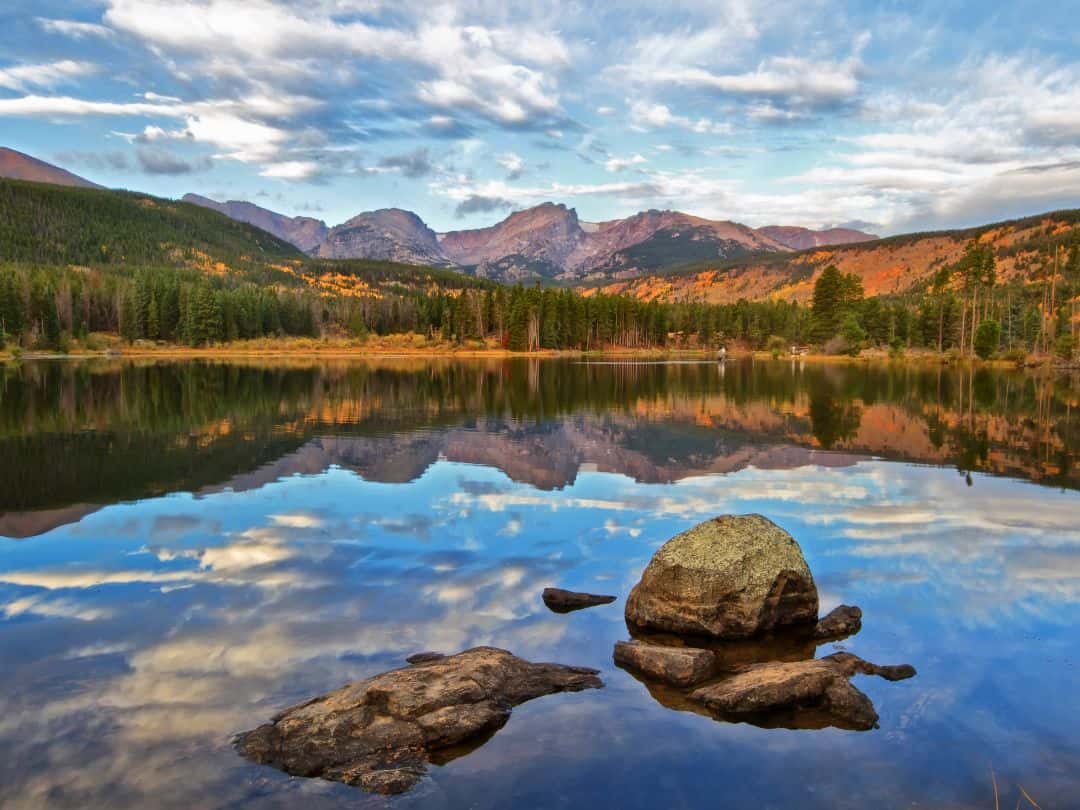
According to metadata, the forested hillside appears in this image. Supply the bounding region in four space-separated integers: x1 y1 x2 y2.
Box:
0 178 301 271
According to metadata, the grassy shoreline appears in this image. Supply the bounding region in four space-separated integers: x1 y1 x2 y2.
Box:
1 334 1075 370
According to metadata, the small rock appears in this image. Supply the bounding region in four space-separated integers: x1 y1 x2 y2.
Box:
406 652 446 664
625 515 819 639
813 605 863 640
236 647 603 794
823 652 916 682
542 587 617 613
613 640 716 687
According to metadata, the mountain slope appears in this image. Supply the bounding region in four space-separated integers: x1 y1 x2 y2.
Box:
571 210 790 279
317 208 454 266
0 147 101 189
588 209 1080 304
182 194 328 253
0 178 301 269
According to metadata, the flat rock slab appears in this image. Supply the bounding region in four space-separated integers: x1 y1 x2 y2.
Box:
236 647 603 794
613 640 717 687
626 514 819 639
542 587 617 613
689 653 915 731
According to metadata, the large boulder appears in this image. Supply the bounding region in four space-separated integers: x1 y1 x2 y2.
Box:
235 647 602 794
625 515 819 639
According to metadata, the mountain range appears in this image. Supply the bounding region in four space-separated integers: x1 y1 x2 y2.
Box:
181 195 877 282
9 145 1076 309
0 146 877 281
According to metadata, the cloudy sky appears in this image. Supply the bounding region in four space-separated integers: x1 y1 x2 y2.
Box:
2 1 1079 232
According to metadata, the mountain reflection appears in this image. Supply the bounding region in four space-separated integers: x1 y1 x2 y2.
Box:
1 358 1076 537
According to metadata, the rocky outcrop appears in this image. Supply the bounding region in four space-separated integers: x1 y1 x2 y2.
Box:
318 208 453 266
813 604 863 639
613 640 716 687
236 647 602 794
688 652 913 731
542 587 616 613
625 514 819 639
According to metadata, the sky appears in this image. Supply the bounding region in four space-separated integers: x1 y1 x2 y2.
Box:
1 1 1079 234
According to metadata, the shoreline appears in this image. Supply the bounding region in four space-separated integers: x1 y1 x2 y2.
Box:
1 339 1075 370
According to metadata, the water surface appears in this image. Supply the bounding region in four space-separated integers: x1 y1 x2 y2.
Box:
1 358 1077 808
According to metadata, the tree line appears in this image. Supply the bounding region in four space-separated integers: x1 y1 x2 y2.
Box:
2 232 1078 358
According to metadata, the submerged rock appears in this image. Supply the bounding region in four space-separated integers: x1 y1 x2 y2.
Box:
236 647 602 794
613 640 716 687
542 587 617 613
689 653 916 731
625 514 819 639
813 604 863 640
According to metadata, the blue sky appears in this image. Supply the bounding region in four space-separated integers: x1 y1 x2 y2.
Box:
2 1 1079 233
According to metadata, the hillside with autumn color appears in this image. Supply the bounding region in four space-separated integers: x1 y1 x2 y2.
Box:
588 210 1080 304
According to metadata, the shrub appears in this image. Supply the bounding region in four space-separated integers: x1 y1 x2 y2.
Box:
973 320 1001 359
840 314 867 356
1056 333 1076 360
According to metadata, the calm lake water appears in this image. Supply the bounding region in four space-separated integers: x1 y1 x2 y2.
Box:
1 358 1078 809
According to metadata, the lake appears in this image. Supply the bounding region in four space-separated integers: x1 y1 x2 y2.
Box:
1 357 1077 809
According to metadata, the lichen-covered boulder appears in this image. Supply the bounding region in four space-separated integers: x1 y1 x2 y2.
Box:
625 515 819 639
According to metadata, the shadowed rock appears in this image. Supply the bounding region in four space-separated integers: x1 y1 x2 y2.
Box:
542 587 617 613
626 515 819 639
613 640 717 687
236 647 602 794
813 604 863 640
689 653 915 731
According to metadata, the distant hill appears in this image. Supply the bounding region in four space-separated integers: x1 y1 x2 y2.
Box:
0 147 101 189
756 225 877 251
588 210 1080 304
182 194 328 253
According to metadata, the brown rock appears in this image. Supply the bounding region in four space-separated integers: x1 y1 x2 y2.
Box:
236 647 602 794
689 653 914 731
625 515 819 639
613 640 716 687
542 587 617 613
813 604 863 640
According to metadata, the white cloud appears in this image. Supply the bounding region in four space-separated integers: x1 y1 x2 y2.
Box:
604 153 647 173
0 61 98 92
496 151 525 178
36 18 115 39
